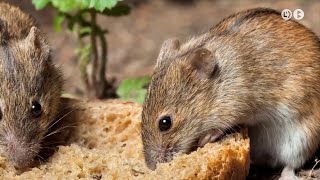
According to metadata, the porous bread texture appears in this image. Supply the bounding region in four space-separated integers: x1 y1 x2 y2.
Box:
0 99 249 179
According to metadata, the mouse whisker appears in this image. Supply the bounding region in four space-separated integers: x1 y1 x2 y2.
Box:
36 154 45 161
29 148 45 164
54 101 85 114
43 129 65 140
48 107 78 130
43 123 79 140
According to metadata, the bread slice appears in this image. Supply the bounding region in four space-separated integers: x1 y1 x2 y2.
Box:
0 99 249 179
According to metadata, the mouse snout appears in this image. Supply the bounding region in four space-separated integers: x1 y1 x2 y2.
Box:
4 133 36 168
144 145 175 170
157 147 174 162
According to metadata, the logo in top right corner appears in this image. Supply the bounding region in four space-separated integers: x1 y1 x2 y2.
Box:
293 9 304 20
281 9 304 21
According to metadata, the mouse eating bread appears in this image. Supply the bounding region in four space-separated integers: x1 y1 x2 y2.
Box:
0 3 64 169
0 99 249 179
141 8 320 179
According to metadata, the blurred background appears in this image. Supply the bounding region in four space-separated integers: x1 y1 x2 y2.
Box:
6 0 320 100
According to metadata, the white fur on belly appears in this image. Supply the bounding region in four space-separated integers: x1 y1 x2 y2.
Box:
249 103 314 168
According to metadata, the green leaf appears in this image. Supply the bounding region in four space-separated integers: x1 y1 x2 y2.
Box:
51 0 80 12
117 76 151 104
104 0 120 9
32 0 123 12
53 13 65 32
32 0 50 10
79 0 91 8
100 4 130 16
79 26 92 38
89 0 119 11
79 26 92 34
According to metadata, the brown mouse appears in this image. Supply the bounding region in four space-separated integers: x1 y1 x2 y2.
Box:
0 3 65 169
141 8 320 179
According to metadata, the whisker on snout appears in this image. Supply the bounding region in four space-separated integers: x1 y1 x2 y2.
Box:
47 107 79 130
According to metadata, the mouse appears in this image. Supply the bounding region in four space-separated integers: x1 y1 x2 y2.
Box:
141 8 320 179
0 3 65 169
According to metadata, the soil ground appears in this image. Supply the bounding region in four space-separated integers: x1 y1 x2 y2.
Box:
5 0 320 179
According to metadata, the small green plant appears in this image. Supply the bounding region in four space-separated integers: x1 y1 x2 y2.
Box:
32 0 130 99
117 76 151 104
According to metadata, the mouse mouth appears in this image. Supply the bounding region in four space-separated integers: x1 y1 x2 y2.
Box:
197 129 225 148
195 126 243 150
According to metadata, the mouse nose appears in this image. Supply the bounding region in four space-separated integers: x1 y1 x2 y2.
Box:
155 146 174 164
5 134 34 168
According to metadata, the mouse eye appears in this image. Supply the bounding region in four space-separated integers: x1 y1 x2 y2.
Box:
31 101 42 118
158 116 172 132
0 108 2 120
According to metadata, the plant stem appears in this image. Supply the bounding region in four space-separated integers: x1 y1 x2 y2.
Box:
98 31 117 98
79 39 90 92
98 31 107 97
90 10 99 97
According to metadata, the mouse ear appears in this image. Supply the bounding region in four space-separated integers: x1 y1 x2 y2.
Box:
189 48 218 78
25 26 50 60
156 38 180 67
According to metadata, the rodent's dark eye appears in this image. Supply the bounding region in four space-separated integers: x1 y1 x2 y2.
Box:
31 101 42 118
158 116 172 132
0 108 2 120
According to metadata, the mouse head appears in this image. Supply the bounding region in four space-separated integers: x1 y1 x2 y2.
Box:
142 38 229 170
0 26 63 168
